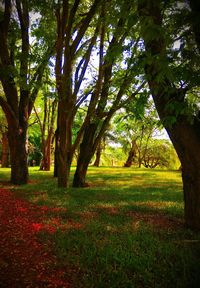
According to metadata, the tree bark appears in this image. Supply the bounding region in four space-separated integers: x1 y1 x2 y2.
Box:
57 98 73 187
73 123 97 187
8 122 28 184
93 142 102 167
73 157 91 188
138 0 200 230
167 119 200 229
39 98 57 171
54 129 58 177
124 140 137 167
40 136 51 171
1 131 9 167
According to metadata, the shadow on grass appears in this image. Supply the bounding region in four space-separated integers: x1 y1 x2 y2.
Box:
12 167 183 218
1 167 200 288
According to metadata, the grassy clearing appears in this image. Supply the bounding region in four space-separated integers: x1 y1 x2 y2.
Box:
1 167 200 287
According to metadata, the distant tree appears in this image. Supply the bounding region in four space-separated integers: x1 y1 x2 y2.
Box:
113 101 163 168
93 139 104 167
33 77 57 171
142 139 178 169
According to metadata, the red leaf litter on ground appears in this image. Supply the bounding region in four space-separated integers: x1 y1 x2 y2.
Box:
0 188 70 288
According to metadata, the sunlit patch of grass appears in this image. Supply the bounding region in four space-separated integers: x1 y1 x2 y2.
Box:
133 200 183 210
0 167 12 186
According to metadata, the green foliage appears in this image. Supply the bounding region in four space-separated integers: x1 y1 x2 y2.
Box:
95 146 126 167
138 0 200 126
28 134 42 166
142 139 180 170
111 100 180 169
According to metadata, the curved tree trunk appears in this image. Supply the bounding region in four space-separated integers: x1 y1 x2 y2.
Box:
73 156 91 188
138 0 200 230
167 119 200 229
1 132 9 167
73 123 97 187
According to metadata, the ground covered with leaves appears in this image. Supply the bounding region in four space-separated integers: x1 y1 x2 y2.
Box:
0 188 70 288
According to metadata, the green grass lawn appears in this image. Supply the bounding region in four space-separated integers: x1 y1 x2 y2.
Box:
1 167 200 288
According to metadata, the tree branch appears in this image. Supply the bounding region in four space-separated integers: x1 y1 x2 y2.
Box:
71 0 101 55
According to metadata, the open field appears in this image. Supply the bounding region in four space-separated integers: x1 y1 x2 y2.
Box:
0 167 200 287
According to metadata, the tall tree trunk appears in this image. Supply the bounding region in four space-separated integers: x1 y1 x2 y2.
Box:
166 119 200 229
40 138 51 171
57 97 73 187
138 153 142 168
1 131 9 167
124 140 137 167
8 124 28 184
73 155 91 188
40 127 55 171
138 0 200 230
54 129 58 177
93 142 101 167
73 123 97 187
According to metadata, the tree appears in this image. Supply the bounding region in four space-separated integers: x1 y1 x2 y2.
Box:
93 138 105 167
33 81 57 171
142 139 178 169
113 100 162 168
73 1 145 187
54 0 101 187
0 1 54 184
137 0 200 229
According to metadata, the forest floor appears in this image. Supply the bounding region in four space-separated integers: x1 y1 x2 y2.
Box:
0 187 70 288
0 167 200 287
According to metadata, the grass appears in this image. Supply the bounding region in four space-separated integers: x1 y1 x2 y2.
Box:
1 166 200 287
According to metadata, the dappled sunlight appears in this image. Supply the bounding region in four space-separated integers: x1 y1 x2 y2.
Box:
32 193 47 203
95 204 119 215
127 211 184 231
1 167 198 288
86 168 182 191
133 200 183 210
